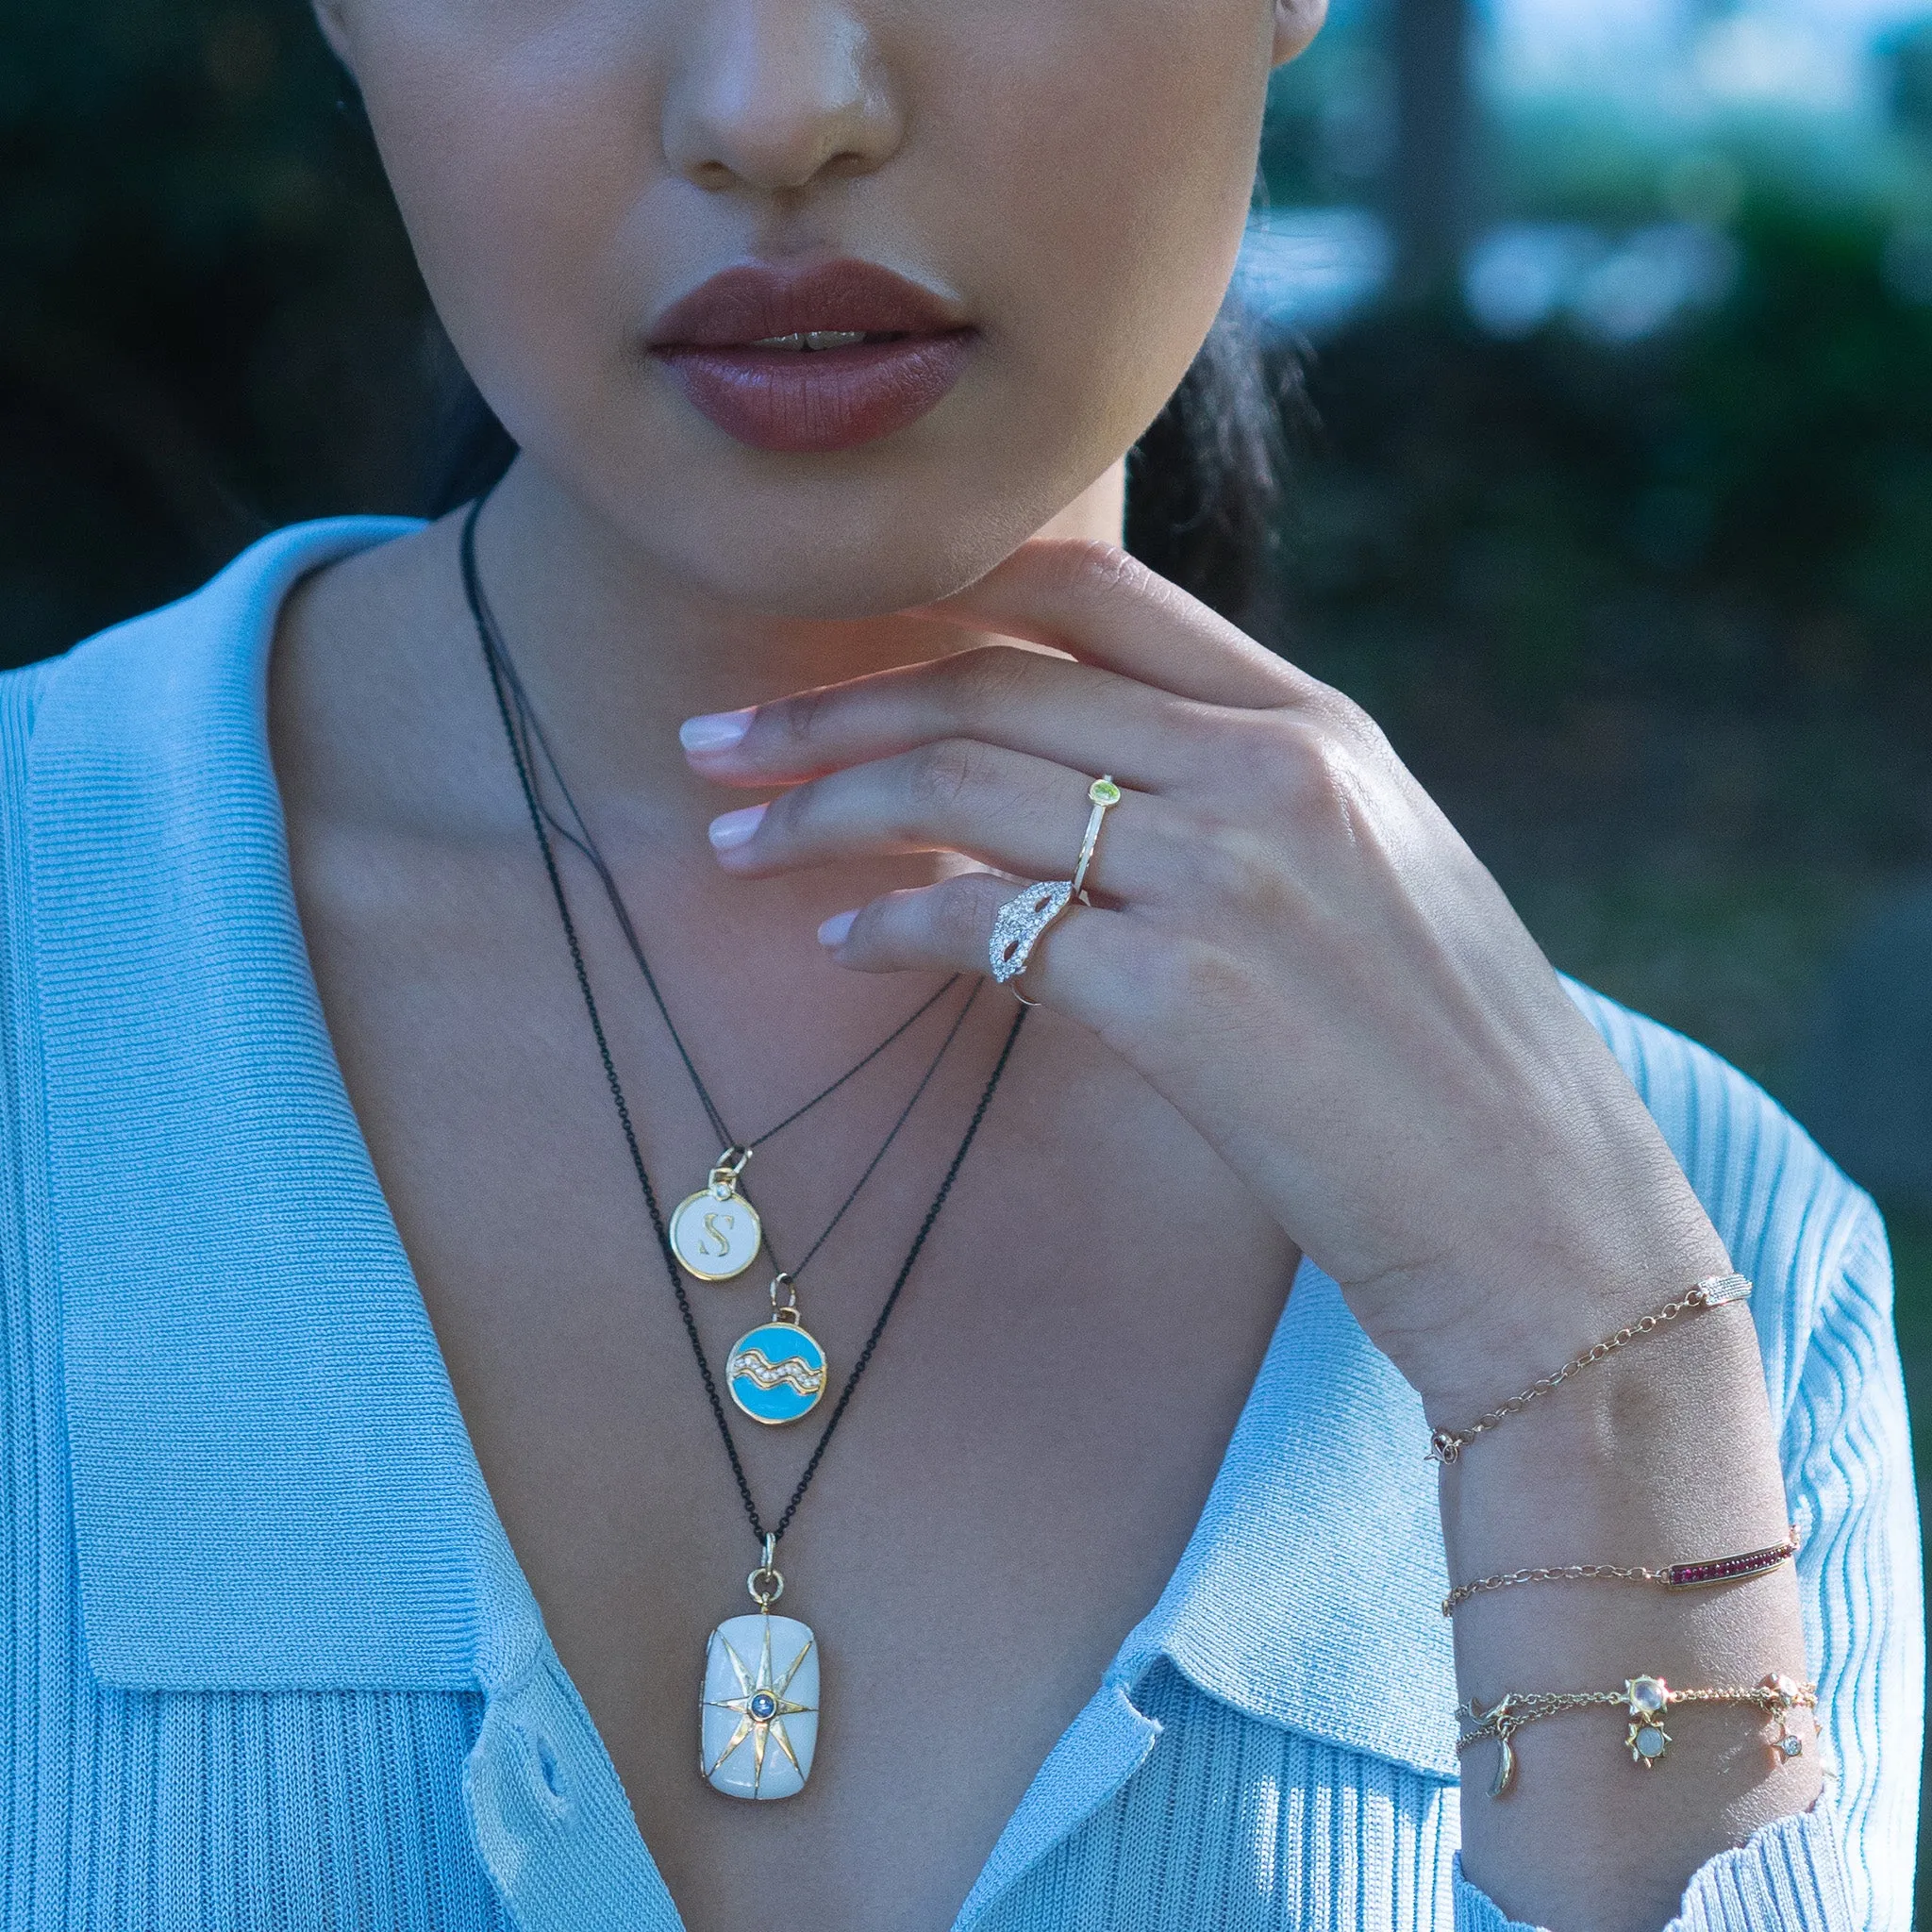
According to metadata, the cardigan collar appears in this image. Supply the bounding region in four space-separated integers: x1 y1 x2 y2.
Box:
31 514 1457 1772
33 518 541 1693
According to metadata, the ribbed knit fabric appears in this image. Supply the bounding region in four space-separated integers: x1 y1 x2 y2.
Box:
0 651 508 1930
0 522 1919 1931
975 1663 1461 1931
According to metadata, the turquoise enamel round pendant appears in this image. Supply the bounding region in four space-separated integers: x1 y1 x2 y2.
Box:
726 1316 827 1425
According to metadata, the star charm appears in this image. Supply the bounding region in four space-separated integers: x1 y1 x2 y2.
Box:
704 1618 815 1797
1626 1718 1672 1767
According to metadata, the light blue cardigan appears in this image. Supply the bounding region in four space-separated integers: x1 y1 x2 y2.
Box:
0 520 1920 1930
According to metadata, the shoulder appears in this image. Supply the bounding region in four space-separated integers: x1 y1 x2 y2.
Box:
0 515 419 889
0 513 423 1089
3 515 421 767
1562 975 1888 1428
24 516 422 724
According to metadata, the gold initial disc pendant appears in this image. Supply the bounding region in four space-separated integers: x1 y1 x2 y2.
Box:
671 1155 763 1282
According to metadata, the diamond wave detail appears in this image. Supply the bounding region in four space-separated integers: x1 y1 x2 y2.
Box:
728 1347 826 1397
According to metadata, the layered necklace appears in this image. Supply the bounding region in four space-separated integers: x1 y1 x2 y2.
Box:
460 499 1025 1800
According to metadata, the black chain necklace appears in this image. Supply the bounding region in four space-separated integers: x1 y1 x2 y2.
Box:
495 601 966 1186
460 497 1027 1801
472 549 979 1304
486 603 969 1285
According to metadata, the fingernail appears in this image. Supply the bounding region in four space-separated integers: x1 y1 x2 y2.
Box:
680 708 756 755
708 804 766 851
817 909 858 947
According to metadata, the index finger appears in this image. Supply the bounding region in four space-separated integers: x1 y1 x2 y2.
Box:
924 540 1328 712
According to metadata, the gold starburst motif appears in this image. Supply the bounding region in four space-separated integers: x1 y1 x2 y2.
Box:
702 1614 819 1800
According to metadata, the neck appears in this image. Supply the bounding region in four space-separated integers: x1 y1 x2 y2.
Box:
466 454 1125 821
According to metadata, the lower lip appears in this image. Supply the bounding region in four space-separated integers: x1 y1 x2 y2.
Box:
651 332 974 454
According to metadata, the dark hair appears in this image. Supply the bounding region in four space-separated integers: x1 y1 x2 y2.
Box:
1124 303 1298 635
423 300 1295 634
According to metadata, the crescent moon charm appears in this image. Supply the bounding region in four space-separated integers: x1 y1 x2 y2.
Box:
1490 1733 1516 1799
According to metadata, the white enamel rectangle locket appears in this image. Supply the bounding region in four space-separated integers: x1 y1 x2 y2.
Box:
701 1612 819 1800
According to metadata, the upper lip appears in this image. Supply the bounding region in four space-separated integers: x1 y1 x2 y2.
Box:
646 258 969 348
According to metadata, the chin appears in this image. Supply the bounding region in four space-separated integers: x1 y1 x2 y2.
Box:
665 529 1006 621
496 348 1135 619
583 443 1091 622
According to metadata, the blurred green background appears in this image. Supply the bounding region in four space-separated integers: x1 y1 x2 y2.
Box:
5 0 1929 1907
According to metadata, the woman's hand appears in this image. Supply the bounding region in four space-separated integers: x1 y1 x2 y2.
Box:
684 540 1820 1932
681 540 1728 1421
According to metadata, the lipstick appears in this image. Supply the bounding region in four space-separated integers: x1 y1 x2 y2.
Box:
647 259 974 455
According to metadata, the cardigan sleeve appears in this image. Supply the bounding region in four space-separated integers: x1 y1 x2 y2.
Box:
1451 1186 1923 1931
1451 1810 1857 1931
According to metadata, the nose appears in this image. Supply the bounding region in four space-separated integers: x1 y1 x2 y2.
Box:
663 0 904 195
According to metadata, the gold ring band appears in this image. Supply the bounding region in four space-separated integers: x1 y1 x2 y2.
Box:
988 775 1122 988
1071 775 1121 903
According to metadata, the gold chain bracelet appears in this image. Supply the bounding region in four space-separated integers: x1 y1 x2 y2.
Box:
1427 1273 1752 1465
1441 1525 1800 1615
1457 1671 1816 1797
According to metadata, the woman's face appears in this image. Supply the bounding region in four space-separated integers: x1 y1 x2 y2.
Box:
318 0 1320 617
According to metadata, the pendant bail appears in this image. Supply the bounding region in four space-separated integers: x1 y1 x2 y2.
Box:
708 1144 754 1195
748 1535 785 1609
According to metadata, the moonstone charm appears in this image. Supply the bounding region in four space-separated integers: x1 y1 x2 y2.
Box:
1624 1676 1673 1767
1624 1674 1670 1716
1626 1719 1672 1765
1763 1671 1808 1761
702 1613 819 1800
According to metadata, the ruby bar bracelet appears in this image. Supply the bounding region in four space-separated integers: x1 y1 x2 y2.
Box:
1441 1527 1801 1616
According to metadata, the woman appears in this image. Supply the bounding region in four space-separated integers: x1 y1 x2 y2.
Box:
2 0 1917 1927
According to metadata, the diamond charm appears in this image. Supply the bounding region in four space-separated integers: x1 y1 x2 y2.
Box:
989 880 1073 983
702 1613 819 1800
